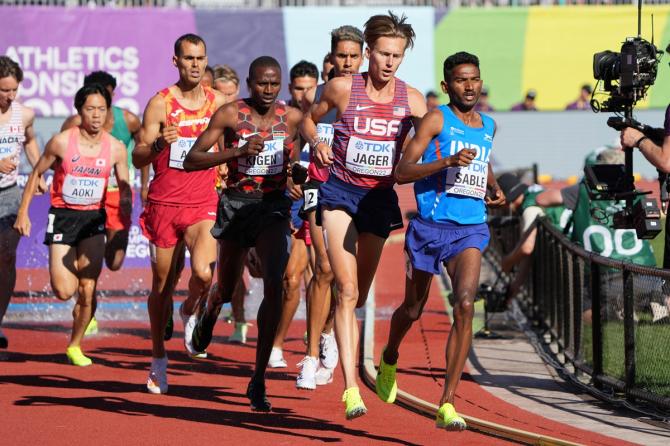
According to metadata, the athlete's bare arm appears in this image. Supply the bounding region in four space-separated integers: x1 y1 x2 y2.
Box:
132 94 177 169
183 101 263 172
285 107 304 200
122 108 149 201
484 163 505 207
14 132 66 237
301 76 351 168
22 106 46 194
395 109 475 184
406 85 428 131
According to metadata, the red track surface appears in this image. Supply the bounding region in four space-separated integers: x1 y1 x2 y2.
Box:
0 183 641 445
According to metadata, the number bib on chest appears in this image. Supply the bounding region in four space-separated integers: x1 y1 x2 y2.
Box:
238 138 284 176
445 159 489 200
169 137 196 170
62 174 105 205
345 136 395 177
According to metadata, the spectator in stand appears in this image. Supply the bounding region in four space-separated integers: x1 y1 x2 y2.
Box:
425 90 439 111
565 84 592 111
510 89 537 111
474 86 494 112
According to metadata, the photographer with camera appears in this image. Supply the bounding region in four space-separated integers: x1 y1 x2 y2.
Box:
620 109 670 172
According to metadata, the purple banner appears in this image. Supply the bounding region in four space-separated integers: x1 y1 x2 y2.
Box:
0 7 197 117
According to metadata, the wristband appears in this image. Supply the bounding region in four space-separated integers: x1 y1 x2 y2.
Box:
635 136 648 148
309 137 322 149
152 139 165 153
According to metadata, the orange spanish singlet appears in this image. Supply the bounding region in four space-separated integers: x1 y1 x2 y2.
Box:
223 99 291 197
146 85 218 206
51 128 112 211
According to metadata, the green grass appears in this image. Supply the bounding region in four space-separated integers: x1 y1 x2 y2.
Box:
582 321 670 396
649 217 666 267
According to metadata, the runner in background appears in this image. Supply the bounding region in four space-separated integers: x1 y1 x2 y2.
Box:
0 56 45 349
185 56 302 412
375 52 505 431
268 60 318 369
14 84 131 366
132 34 226 394
303 13 426 418
202 65 215 89
296 25 365 390
321 53 334 84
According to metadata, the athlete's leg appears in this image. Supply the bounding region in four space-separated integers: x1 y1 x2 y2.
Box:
182 220 217 315
104 227 129 271
69 234 105 349
205 239 246 320
0 228 20 326
322 208 361 390
231 276 247 323
306 210 334 358
440 248 482 406
251 219 291 384
354 232 385 307
148 243 183 359
383 268 433 365
48 244 80 302
273 236 307 350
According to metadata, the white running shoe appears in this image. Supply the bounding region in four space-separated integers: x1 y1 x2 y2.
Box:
180 303 207 359
147 356 168 394
320 332 338 370
315 366 334 386
296 356 318 390
228 322 249 344
268 347 287 368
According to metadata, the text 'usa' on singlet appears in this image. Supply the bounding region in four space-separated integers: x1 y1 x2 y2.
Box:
0 102 26 189
330 73 412 189
51 127 112 211
224 99 292 197
414 105 495 225
147 86 218 207
306 84 337 183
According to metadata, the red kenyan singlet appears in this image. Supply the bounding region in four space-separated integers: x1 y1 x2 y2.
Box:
224 99 291 197
146 85 218 207
330 73 412 189
51 127 112 211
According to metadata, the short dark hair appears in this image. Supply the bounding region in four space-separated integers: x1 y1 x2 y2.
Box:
426 90 438 99
174 33 206 57
205 65 214 77
290 60 318 82
331 25 364 53
443 52 480 81
248 56 281 80
84 71 117 91
0 56 23 83
74 84 111 113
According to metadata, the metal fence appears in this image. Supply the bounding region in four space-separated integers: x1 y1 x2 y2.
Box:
508 218 670 409
0 0 663 8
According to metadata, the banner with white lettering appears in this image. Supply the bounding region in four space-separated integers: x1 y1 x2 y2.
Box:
0 7 196 117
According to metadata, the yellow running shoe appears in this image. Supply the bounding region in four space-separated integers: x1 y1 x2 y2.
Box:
84 317 98 337
66 346 93 367
375 350 397 403
342 387 367 420
436 402 467 431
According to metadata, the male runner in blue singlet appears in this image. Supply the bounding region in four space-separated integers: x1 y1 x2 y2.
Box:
375 52 505 431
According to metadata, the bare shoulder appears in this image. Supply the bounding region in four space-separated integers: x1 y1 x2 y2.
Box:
325 76 352 96
285 104 303 125
145 93 167 117
405 85 425 103
61 114 81 131
122 108 141 130
47 129 71 156
19 102 36 126
214 99 239 125
405 85 427 117
212 89 227 108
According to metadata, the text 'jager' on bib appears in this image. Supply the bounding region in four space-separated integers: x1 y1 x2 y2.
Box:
345 135 395 177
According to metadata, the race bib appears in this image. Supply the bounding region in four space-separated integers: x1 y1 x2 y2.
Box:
62 174 105 205
303 187 318 213
444 160 489 199
345 135 395 177
0 145 15 160
238 138 284 176
316 123 335 147
169 137 197 170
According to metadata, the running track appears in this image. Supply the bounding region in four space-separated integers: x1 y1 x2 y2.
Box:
0 184 639 445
